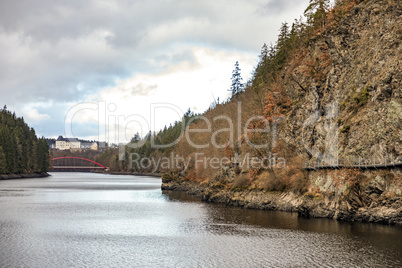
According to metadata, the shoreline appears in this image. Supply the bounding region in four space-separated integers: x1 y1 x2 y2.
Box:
108 171 162 178
162 178 402 227
0 172 50 180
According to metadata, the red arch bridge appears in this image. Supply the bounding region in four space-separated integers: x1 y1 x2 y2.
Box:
51 157 108 172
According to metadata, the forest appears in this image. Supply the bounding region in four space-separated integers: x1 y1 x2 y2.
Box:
0 107 49 174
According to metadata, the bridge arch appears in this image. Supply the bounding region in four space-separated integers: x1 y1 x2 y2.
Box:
51 157 108 170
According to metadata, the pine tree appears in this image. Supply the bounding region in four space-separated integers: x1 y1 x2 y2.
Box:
266 42 273 56
259 43 269 63
304 0 330 30
274 22 290 69
276 22 290 50
183 108 194 125
130 132 141 143
229 61 244 97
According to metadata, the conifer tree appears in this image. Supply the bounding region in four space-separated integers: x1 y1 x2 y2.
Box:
229 61 244 97
259 43 269 62
131 132 141 143
304 0 330 30
274 22 290 69
276 22 290 50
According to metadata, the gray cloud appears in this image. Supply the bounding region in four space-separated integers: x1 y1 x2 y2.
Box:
0 0 310 138
260 0 306 15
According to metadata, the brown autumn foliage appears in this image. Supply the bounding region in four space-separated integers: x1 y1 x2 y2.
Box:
169 0 364 188
329 168 369 189
263 80 292 124
97 0 371 192
233 174 251 189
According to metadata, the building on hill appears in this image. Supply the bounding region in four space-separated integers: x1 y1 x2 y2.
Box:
80 141 99 150
55 136 81 150
90 142 98 150
54 136 101 151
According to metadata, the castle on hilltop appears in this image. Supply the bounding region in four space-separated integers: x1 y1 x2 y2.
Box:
46 136 106 151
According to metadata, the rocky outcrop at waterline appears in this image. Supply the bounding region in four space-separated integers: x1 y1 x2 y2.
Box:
162 169 402 226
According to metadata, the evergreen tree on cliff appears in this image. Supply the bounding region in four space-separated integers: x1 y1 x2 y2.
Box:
304 0 330 30
229 61 244 97
259 43 269 63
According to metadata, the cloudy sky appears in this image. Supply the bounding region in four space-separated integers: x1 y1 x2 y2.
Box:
0 0 310 144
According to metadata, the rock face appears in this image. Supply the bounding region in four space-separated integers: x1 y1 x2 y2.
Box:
163 0 401 226
162 170 402 226
282 0 401 162
286 0 402 224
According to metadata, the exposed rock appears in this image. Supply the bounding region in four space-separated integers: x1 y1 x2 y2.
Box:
281 0 402 162
162 0 402 227
162 173 402 226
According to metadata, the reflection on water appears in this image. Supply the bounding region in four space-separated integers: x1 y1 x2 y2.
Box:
0 172 400 268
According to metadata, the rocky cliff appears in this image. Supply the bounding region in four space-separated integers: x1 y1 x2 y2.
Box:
161 0 402 225
162 168 402 226
284 0 401 163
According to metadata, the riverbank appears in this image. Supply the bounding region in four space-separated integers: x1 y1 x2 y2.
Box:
162 176 402 226
108 171 163 178
0 172 50 180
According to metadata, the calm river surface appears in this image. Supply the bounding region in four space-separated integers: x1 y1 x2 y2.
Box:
0 172 401 267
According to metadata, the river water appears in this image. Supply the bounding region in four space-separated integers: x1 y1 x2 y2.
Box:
0 172 400 267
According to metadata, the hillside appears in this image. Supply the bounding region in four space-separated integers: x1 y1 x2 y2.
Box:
0 108 49 177
98 0 401 224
